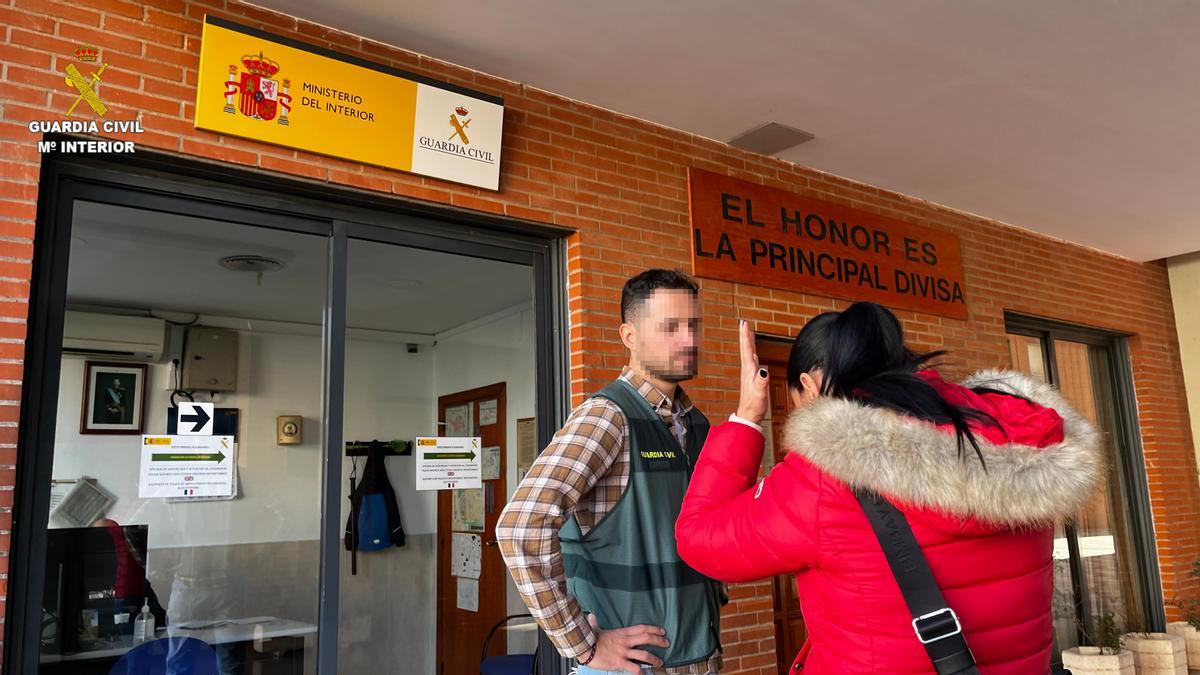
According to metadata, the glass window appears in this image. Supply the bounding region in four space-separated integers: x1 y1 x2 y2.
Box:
1007 330 1150 658
337 237 538 675
1053 340 1146 633
40 201 325 674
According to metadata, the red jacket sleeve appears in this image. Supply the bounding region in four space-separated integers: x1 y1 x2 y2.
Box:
676 421 820 582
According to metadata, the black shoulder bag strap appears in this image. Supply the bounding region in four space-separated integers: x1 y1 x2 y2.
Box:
855 489 981 675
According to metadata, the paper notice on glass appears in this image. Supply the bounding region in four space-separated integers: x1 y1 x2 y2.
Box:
456 577 479 612
415 437 482 491
482 446 501 481
452 488 485 532
445 403 472 437
169 445 240 502
516 418 537 479
451 533 482 579
479 399 498 426
139 435 236 498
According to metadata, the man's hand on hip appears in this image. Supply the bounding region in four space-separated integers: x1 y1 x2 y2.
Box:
584 614 670 673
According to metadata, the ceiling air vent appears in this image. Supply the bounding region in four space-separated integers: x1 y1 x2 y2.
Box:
728 122 815 156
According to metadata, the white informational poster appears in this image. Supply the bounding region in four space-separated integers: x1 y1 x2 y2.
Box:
451 533 482 579
479 399 498 426
168 448 240 503
415 437 482 491
139 435 236 498
456 577 480 612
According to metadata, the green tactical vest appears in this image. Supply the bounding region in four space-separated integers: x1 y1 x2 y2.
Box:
559 379 722 668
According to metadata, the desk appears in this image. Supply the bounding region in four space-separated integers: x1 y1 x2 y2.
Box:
40 616 317 675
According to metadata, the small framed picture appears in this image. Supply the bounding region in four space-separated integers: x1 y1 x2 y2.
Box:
80 361 147 435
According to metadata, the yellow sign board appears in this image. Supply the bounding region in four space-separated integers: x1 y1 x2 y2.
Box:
195 17 504 190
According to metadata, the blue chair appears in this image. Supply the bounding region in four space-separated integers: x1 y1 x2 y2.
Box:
109 636 220 675
480 614 539 675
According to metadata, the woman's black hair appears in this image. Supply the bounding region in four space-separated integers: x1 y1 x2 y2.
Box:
786 311 840 391
787 302 998 466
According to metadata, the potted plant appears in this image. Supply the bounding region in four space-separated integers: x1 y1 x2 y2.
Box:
1166 558 1200 674
1120 628 1187 674
1062 613 1134 675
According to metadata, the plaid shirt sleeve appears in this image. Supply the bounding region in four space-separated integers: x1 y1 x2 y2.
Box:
496 397 625 659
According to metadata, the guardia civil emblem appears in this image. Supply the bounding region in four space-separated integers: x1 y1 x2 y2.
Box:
449 106 470 144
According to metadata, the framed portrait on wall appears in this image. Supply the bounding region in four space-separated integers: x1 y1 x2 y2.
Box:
80 361 148 435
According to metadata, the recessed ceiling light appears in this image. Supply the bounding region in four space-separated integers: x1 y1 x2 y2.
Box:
728 122 815 156
219 255 285 273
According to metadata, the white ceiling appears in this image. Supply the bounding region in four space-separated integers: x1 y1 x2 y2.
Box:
68 201 533 333
254 0 1200 262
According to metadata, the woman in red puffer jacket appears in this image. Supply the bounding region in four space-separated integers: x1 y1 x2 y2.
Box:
676 302 1100 674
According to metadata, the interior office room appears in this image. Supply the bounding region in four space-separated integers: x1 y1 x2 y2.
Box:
38 202 540 674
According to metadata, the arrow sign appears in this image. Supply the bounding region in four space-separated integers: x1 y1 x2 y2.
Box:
178 402 214 435
425 450 477 461
151 451 226 463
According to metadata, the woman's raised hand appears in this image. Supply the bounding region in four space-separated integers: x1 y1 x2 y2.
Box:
735 320 770 425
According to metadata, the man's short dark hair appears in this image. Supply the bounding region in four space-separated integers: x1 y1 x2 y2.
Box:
620 269 699 322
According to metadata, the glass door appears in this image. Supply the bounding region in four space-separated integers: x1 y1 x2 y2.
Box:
335 233 539 675
1006 317 1162 664
37 199 328 675
11 156 568 675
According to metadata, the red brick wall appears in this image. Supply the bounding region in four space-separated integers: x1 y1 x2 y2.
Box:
2 1 1198 672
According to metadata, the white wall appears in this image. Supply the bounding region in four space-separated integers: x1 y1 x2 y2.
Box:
55 332 320 547
52 330 435 548
337 337 439 675
338 303 538 672
341 338 438 535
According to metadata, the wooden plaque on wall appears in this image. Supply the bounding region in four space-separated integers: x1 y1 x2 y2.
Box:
688 168 969 319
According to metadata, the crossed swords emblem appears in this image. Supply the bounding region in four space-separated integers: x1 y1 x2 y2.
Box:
448 113 471 144
64 62 109 117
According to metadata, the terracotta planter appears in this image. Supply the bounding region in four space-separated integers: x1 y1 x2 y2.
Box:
1061 646 1135 674
1119 632 1187 675
1165 622 1200 674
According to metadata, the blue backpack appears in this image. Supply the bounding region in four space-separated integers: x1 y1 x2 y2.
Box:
344 446 405 570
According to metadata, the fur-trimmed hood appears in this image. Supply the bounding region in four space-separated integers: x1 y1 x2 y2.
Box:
781 369 1102 527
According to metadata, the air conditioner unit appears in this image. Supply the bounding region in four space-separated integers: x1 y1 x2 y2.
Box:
62 311 166 362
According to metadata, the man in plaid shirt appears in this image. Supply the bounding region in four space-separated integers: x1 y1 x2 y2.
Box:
498 269 723 674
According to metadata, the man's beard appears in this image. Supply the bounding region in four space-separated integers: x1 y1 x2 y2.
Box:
646 351 697 383
658 369 695 383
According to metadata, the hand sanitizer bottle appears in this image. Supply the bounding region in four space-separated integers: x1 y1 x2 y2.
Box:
133 599 155 643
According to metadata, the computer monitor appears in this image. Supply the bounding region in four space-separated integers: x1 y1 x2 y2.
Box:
42 524 151 655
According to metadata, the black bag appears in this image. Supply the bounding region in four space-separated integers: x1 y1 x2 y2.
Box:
344 446 405 575
855 489 980 675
